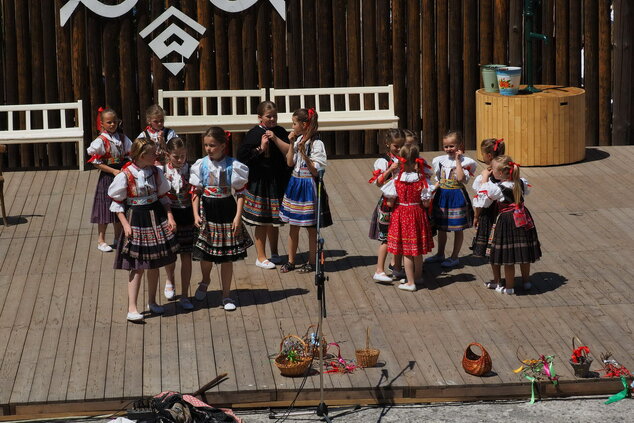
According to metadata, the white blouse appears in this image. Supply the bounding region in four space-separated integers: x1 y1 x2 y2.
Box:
108 164 172 213
86 132 132 164
291 136 327 172
137 127 178 143
380 172 433 201
431 154 477 183
157 162 190 194
189 156 249 194
473 178 531 208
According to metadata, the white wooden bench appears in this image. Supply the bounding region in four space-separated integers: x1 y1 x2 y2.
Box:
158 89 267 133
270 85 399 130
0 100 85 170
158 86 398 134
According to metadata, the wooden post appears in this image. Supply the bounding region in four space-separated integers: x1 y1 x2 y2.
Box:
421 0 437 152
15 0 32 167
120 14 139 140
136 2 152 116
303 1 318 87
448 0 462 132
436 0 449 147
242 12 257 88
463 0 478 149
54 0 75 167
493 0 508 65
555 0 569 86
541 0 556 84
347 0 362 154
479 0 493 67
392 0 407 131
508 0 522 67
256 3 272 90
598 0 611 146
362 0 377 154
583 0 599 146
287 0 302 88
198 0 215 91
29 0 45 167
333 0 349 156
228 13 243 155
612 0 633 145
214 9 229 91
568 0 582 87
3 0 19 168
272 5 287 89
407 0 421 133
317 0 334 153
151 0 168 101
86 13 103 140
71 7 89 166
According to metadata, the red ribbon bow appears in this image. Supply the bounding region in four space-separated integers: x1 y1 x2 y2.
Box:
307 107 315 121
368 169 382 184
493 138 504 151
395 155 407 163
224 130 232 139
95 106 105 132
508 161 520 177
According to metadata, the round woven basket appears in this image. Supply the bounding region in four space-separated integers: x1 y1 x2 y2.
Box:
355 328 380 368
462 342 492 376
302 324 328 358
569 336 593 378
274 335 313 377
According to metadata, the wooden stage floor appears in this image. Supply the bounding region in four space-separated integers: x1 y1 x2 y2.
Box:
1 146 633 415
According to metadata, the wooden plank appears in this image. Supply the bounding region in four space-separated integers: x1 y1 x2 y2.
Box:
347 0 362 154
435 0 449 145
421 0 437 150
583 0 599 146
598 0 611 146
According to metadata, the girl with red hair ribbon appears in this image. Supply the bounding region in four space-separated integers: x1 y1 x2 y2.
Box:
87 107 132 252
380 143 434 291
368 129 405 283
473 155 541 295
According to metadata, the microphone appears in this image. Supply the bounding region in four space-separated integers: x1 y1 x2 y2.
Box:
317 168 325 182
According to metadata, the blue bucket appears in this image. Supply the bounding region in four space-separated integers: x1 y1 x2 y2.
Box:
496 67 522 96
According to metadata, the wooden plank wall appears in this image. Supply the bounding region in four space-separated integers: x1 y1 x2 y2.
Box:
0 0 629 170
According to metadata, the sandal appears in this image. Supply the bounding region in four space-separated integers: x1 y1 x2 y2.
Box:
280 262 295 273
297 263 315 274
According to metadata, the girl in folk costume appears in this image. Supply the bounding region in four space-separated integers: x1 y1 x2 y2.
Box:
87 108 132 252
471 138 505 288
369 129 405 283
237 101 291 269
190 127 252 311
157 137 195 310
137 104 178 165
279 108 333 274
426 130 477 268
381 144 434 292
108 138 179 322
474 156 541 294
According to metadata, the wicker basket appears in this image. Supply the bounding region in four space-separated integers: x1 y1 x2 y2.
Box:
302 324 328 358
274 335 313 377
462 342 492 376
355 328 380 368
569 336 593 378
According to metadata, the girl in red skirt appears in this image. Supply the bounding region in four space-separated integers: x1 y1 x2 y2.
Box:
381 144 434 292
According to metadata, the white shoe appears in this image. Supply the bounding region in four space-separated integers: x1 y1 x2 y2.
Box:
147 303 165 314
164 284 175 300
424 254 445 263
503 288 515 295
179 297 194 310
399 279 407 284
255 258 276 269
398 283 417 292
495 285 505 293
223 298 237 311
194 282 208 301
126 311 144 322
373 272 393 283
269 254 284 265
97 242 113 252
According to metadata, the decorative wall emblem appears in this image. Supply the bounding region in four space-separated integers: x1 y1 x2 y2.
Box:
60 0 138 26
210 0 286 20
139 6 206 76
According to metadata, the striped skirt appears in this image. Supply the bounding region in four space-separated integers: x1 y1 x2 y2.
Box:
90 169 120 224
242 175 287 226
172 206 195 254
471 203 498 257
114 202 179 270
193 196 253 263
486 207 542 265
368 196 392 243
279 173 332 228
432 186 473 231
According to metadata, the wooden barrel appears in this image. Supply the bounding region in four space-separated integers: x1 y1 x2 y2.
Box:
475 86 586 166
